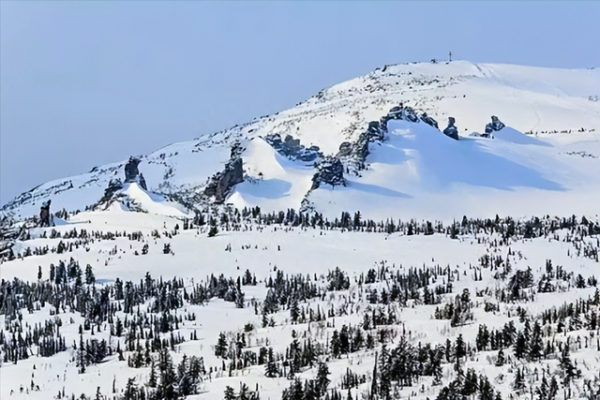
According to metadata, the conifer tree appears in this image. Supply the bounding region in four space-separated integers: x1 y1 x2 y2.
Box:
215 333 228 358
223 386 236 400
265 347 278 378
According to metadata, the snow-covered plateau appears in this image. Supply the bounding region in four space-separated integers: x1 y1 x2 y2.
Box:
1 61 600 400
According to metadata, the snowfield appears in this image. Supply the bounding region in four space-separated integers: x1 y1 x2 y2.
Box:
1 209 600 400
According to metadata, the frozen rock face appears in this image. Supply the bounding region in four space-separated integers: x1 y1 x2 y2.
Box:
485 115 506 135
39 200 52 227
420 112 439 129
338 121 385 164
339 104 437 172
204 158 244 204
311 156 346 189
380 104 420 133
443 117 459 140
124 157 148 190
124 157 141 183
204 144 244 204
264 133 322 162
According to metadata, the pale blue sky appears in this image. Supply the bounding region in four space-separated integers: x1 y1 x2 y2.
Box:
1 1 599 205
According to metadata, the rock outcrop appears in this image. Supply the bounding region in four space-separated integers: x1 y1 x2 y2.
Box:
420 112 439 129
265 133 322 162
338 104 438 171
443 117 459 140
124 157 141 182
380 104 420 132
484 115 506 136
204 144 244 204
39 200 53 227
338 121 385 167
311 156 346 190
94 178 124 210
124 157 148 190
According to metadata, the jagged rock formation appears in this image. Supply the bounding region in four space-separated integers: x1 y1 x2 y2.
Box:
124 156 148 190
124 157 141 182
443 117 459 140
420 112 439 129
265 134 322 162
338 104 438 172
338 121 385 169
3 61 599 220
311 156 346 189
485 115 506 136
93 179 125 210
204 144 244 204
123 156 148 191
39 200 52 227
380 104 420 132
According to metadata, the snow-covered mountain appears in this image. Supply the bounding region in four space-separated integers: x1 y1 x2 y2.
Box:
3 61 600 221
3 61 600 400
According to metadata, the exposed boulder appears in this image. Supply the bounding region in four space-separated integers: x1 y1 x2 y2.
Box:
443 117 459 140
311 156 346 190
204 144 244 204
380 104 420 133
39 200 53 227
265 133 322 162
124 157 141 182
420 112 439 129
484 115 506 136
124 156 149 190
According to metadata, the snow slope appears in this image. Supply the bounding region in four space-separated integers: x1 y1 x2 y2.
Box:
309 120 600 221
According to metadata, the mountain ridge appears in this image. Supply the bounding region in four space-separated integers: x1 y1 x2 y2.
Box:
3 60 600 221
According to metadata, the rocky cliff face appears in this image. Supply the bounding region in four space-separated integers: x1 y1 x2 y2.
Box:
337 121 385 172
203 144 245 204
124 157 148 190
265 133 322 162
311 156 346 189
124 157 141 182
337 104 439 172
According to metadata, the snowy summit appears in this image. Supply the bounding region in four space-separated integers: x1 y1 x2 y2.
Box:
3 61 600 221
